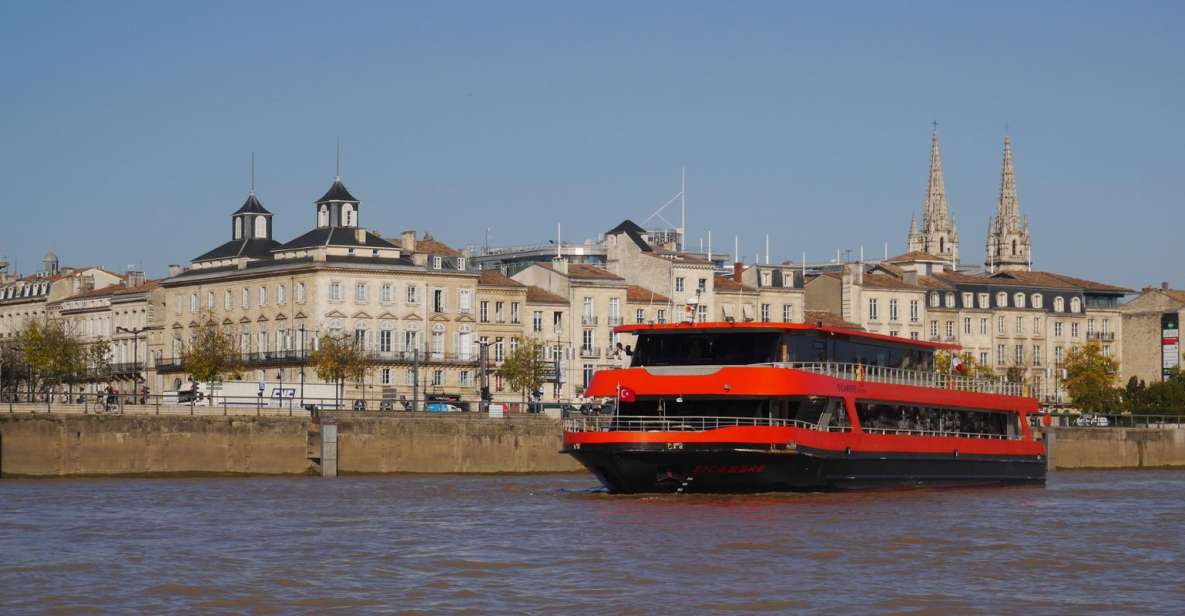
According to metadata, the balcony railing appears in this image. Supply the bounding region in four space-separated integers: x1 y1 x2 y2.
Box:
580 346 601 358
762 362 1026 397
582 315 598 326
1087 331 1115 342
156 349 480 373
563 414 850 433
607 315 624 326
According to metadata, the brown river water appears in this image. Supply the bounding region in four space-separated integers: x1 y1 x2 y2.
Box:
2 470 1185 615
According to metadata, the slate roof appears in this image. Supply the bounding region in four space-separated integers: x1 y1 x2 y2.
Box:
606 219 652 252
274 228 397 252
233 192 271 215
317 177 359 203
194 238 282 262
416 233 463 257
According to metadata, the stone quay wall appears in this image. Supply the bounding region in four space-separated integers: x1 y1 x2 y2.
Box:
0 412 581 478
1047 426 1185 470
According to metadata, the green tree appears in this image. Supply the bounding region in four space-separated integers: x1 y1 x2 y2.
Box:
1063 340 1121 413
14 319 86 398
499 337 548 406
181 320 243 398
309 333 371 407
1124 370 1185 415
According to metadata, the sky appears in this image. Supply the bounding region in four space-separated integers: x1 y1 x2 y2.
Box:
1 1 1181 290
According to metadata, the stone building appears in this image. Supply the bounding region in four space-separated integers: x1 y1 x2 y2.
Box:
474 270 528 405
737 263 806 325
153 178 484 409
523 284 571 402
604 220 717 324
512 261 628 396
0 258 125 341
1120 283 1184 385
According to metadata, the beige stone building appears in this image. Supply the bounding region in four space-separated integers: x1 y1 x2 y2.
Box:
1120 284 1184 385
804 265 928 341
152 179 486 409
738 263 806 324
474 270 529 405
604 220 716 324
0 254 124 342
512 261 627 397
523 284 571 402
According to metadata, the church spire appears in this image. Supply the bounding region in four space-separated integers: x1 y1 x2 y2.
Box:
985 135 1032 272
908 125 958 261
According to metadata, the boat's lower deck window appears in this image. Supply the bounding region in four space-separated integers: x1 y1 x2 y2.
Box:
621 396 849 429
855 401 1018 437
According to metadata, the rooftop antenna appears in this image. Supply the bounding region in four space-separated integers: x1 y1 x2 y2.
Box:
801 251 806 281
707 231 712 261
557 223 562 259
680 166 686 252
765 233 770 265
884 242 888 261
641 169 686 247
335 138 341 179
250 152 255 193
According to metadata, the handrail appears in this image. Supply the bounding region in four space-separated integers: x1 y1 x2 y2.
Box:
759 361 1026 397
562 414 851 433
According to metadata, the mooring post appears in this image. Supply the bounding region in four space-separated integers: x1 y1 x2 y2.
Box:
1045 427 1056 472
321 417 338 478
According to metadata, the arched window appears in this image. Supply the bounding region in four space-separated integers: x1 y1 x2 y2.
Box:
1012 239 1018 255
318 205 329 227
342 204 354 227
1070 297 1082 313
997 292 1008 307
1032 293 1043 309
1054 296 1065 312
929 293 940 308
1014 292 1026 308
254 216 267 238
234 217 242 239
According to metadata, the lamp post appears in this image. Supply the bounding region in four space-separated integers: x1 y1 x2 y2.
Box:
299 324 306 408
116 326 147 403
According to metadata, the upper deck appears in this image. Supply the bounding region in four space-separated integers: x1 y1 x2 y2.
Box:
615 321 961 352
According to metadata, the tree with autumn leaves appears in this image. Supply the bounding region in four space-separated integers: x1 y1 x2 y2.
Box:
1062 340 1122 413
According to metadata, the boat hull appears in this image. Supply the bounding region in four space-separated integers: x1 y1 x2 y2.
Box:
564 442 1046 493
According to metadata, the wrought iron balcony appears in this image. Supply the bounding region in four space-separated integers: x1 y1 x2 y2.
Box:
1087 331 1115 342
582 315 598 326
580 346 601 358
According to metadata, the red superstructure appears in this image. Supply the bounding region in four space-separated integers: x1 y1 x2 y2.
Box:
562 322 1045 493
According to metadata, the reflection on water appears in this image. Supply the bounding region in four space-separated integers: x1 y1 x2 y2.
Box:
3 471 1185 614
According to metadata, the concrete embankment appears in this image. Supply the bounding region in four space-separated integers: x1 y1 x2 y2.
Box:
0 412 582 478
1047 426 1185 470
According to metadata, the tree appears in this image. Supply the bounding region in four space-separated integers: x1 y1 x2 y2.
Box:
499 337 548 406
309 333 371 407
181 321 243 399
1124 370 1185 415
1063 340 1121 413
13 319 86 399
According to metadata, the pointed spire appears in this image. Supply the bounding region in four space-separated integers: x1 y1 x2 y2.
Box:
997 135 1018 221
923 126 949 227
908 212 917 239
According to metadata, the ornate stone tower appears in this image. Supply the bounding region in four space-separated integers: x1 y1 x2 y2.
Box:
906 128 959 263
985 136 1032 272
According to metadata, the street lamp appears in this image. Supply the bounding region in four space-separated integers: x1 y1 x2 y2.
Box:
116 326 148 403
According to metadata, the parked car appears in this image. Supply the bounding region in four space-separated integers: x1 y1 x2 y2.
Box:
425 402 463 413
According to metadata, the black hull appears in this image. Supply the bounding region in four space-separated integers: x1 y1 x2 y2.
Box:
564 443 1046 494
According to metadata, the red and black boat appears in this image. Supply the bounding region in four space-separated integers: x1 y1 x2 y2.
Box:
562 322 1045 493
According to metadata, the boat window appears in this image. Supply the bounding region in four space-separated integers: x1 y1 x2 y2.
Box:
631 332 780 366
855 401 1015 437
620 395 848 427
785 331 934 370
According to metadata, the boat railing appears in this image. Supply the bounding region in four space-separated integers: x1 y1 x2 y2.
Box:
759 362 1026 397
860 426 1019 440
562 414 851 433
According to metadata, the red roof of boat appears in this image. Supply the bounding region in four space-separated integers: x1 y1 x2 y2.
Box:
613 321 961 350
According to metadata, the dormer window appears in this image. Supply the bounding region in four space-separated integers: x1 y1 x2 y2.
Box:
234 217 243 240
1032 293 1043 309
1071 297 1082 313
1054 296 1065 312
433 256 442 270
457 257 466 271
997 292 1008 307
1014 292 1026 308
761 271 772 287
254 216 267 238
782 273 793 287
944 292 955 308
962 292 972 307
929 292 939 308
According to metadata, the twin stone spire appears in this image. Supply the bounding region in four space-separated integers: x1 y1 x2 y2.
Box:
906 129 1032 272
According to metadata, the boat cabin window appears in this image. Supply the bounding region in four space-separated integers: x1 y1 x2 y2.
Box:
630 331 781 367
855 401 1017 437
785 332 934 370
620 395 849 429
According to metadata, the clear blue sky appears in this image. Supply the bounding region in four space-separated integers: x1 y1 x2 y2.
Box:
1 1 1181 289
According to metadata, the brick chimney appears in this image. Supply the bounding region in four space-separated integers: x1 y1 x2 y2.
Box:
734 262 744 282
1163 281 1170 291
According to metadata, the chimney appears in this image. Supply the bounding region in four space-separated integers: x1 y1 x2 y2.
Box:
356 228 367 244
1163 281 1170 291
167 264 181 278
401 230 417 252
733 262 743 283
126 269 144 288
552 257 568 275
903 271 918 286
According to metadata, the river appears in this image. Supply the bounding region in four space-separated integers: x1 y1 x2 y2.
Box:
2 470 1184 614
